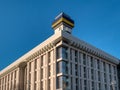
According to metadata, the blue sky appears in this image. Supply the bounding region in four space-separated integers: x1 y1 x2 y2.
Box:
0 0 120 70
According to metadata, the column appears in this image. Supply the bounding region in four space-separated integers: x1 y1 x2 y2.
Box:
46 52 49 90
16 68 20 90
31 61 35 90
39 56 42 90
53 47 56 90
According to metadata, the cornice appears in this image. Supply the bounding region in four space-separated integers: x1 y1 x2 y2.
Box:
0 32 62 77
62 32 120 64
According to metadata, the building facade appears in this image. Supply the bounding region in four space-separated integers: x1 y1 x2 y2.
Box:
0 12 120 90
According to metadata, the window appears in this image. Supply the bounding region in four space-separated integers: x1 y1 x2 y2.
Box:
57 76 69 89
57 47 68 59
109 64 111 73
70 49 72 60
103 62 106 72
98 71 100 81
113 66 116 74
98 83 101 90
104 73 106 83
91 69 94 80
29 62 31 72
41 69 43 79
84 80 87 90
48 52 51 63
79 52 81 63
83 53 86 65
57 61 68 74
90 57 94 67
83 67 87 78
57 76 62 88
48 79 51 90
71 77 73 89
75 78 79 90
91 82 94 90
35 71 37 81
41 81 43 90
75 50 78 62
75 64 78 76
41 56 43 66
104 84 107 90
79 66 81 77
48 65 51 76
70 63 72 75
109 75 112 82
97 60 100 70
35 59 37 69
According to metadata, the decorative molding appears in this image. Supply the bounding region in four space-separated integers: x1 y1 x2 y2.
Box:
69 40 119 64
0 42 55 77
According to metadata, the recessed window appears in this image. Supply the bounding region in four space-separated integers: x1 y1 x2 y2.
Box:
57 47 68 59
57 76 69 89
97 60 100 69
75 50 78 62
83 53 86 65
57 61 68 74
75 64 78 76
41 55 43 66
48 52 51 63
90 57 94 68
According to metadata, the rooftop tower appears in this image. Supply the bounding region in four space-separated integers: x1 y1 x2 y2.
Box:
52 12 74 34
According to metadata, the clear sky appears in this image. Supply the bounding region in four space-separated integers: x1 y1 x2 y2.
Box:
0 0 120 70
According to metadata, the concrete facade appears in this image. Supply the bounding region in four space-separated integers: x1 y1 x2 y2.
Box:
0 12 119 90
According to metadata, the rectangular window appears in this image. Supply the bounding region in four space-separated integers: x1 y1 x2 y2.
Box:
75 78 79 90
103 62 106 72
34 83 37 90
48 52 51 63
29 62 31 72
113 66 116 74
70 63 72 75
41 56 43 66
41 69 43 79
57 76 62 89
75 50 78 62
98 71 100 81
83 67 87 78
70 49 72 60
57 76 69 89
57 61 68 74
84 80 87 90
57 47 68 59
90 57 94 67
71 77 73 90
104 73 106 83
97 60 100 70
98 83 101 90
75 64 78 76
41 81 43 90
105 84 107 90
79 52 81 63
35 59 37 69
48 79 51 90
79 66 81 77
109 64 111 73
91 82 94 90
83 53 86 65
34 71 37 81
48 65 51 77
91 69 94 80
